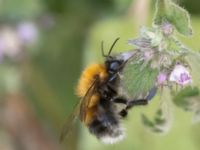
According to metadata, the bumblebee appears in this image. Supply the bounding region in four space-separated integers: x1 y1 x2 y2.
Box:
60 38 157 144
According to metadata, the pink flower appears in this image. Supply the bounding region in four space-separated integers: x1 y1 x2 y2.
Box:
169 65 192 85
17 22 38 44
157 72 167 85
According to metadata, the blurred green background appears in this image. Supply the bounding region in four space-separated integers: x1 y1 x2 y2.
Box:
0 0 200 150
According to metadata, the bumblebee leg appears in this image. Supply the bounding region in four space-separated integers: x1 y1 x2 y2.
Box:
110 97 129 118
118 99 148 118
107 83 117 95
119 109 128 118
99 83 117 99
126 87 157 109
146 87 157 101
126 99 148 110
118 99 149 118
111 97 127 104
108 74 118 82
117 87 157 118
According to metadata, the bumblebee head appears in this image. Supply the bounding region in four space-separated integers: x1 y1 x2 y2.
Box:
101 38 124 74
105 59 123 75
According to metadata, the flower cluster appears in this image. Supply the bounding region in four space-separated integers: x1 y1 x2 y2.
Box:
124 18 200 133
156 64 192 86
128 23 192 89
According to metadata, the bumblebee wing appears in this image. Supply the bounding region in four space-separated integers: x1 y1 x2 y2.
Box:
80 76 99 122
60 77 99 142
59 100 81 142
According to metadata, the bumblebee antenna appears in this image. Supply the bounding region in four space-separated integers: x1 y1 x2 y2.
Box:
108 37 120 56
101 37 120 58
101 41 106 57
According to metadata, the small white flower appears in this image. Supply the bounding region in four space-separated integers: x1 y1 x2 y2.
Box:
169 64 192 85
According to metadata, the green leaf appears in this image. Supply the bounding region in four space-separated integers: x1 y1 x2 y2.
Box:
172 86 200 124
120 59 158 99
167 36 190 53
141 114 155 128
141 110 168 133
172 86 199 110
142 107 172 133
154 0 192 36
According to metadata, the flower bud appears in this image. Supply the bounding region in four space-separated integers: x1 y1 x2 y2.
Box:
157 72 167 85
161 23 174 36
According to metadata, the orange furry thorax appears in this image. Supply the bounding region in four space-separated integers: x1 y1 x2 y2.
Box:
76 63 108 98
76 63 108 125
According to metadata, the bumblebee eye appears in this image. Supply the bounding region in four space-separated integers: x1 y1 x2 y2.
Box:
110 61 120 71
105 59 123 74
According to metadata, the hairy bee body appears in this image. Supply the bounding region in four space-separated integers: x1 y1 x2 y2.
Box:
76 63 125 144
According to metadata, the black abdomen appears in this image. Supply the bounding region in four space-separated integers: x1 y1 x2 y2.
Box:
88 99 125 144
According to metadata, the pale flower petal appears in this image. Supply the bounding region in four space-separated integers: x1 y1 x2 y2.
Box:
157 72 167 85
169 65 192 85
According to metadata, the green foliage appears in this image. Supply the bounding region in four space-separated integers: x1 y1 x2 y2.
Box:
0 65 21 95
154 0 192 36
142 88 173 133
181 0 200 14
167 36 189 53
172 86 199 110
142 109 167 133
121 59 158 98
172 86 200 123
0 0 43 20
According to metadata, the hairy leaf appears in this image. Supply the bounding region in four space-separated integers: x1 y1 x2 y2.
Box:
172 86 199 110
121 59 158 99
154 0 192 36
